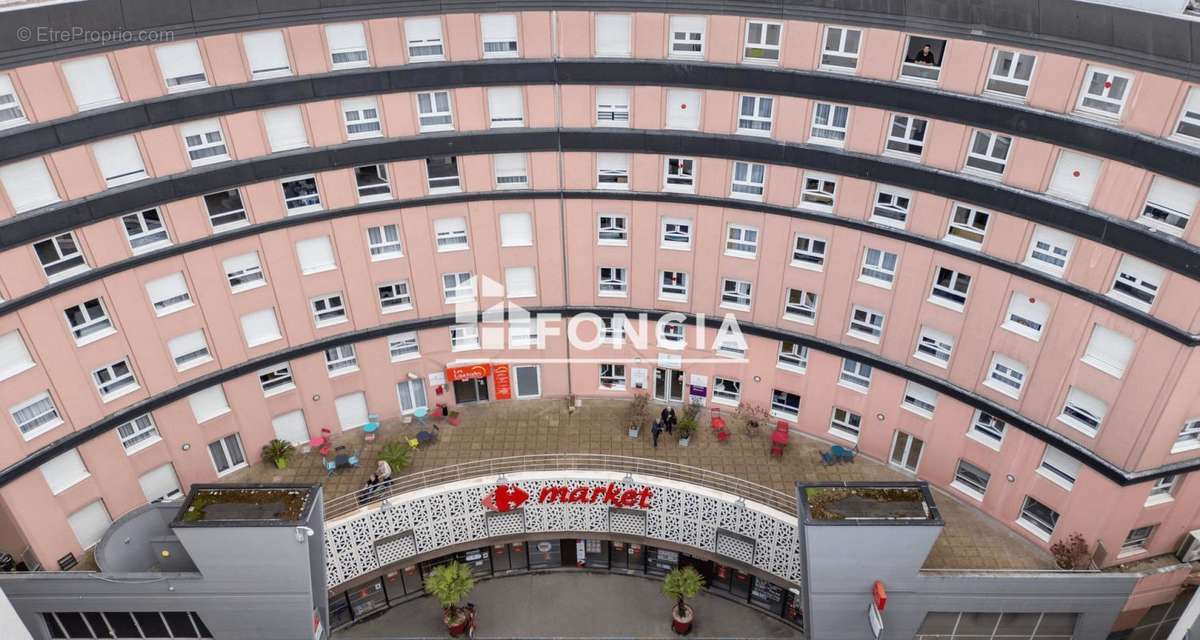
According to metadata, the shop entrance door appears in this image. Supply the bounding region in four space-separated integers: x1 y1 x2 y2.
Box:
453 377 489 404
654 368 685 403
889 431 924 473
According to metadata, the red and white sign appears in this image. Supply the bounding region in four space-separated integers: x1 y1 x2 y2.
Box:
445 364 490 382
481 483 654 512
493 364 512 400
872 581 887 611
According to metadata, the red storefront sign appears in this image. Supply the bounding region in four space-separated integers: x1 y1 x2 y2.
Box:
481 483 654 512
493 364 512 400
445 363 491 382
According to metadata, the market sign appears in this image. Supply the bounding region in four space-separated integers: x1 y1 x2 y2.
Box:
481 483 654 513
445 363 490 382
493 364 512 400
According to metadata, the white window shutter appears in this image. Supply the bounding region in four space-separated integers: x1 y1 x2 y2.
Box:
145 273 188 306
1042 446 1082 477
167 330 208 361
1084 325 1135 376
434 217 467 235
188 385 229 423
155 42 208 89
595 14 631 56
61 56 122 110
240 309 282 347
499 212 533 246
326 22 366 52
505 266 537 297
0 158 60 213
1047 151 1103 204
335 392 369 430
1147 176 1200 217
271 410 310 444
0 331 33 380
487 87 523 126
92 136 146 186
481 14 518 42
665 89 701 129
39 449 88 494
262 106 308 151
243 31 291 78
67 501 111 549
138 464 182 502
404 17 442 44
295 236 336 273
224 252 261 274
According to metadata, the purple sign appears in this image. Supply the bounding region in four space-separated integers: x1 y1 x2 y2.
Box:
689 385 707 397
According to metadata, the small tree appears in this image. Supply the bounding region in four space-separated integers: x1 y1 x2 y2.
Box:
735 402 769 432
662 565 705 618
424 561 475 627
378 440 414 474
628 392 651 427
1050 532 1091 569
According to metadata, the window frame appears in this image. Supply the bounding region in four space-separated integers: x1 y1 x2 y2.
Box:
92 358 139 402
929 266 971 311
598 266 628 297
742 20 782 65
121 209 171 254
1076 65 1134 120
208 433 247 477
963 129 1012 178
951 459 991 501
838 358 872 392
847 305 885 343
736 94 774 136
388 332 421 362
724 224 759 258
180 119 229 167
257 363 296 396
378 281 413 313
404 17 445 62
663 156 696 193
809 102 850 147
884 114 927 159
859 248 898 288
968 410 1006 450
829 406 862 442
310 293 348 328
597 214 628 246
11 391 64 440
820 26 861 72
914 326 954 368
33 232 89 282
1017 496 1059 541
64 298 115 345
871 186 912 228
117 414 161 453
416 90 454 132
658 270 689 302
777 341 808 373
985 353 1027 398
944 204 990 250
720 278 753 310
730 161 766 200
984 49 1037 100
324 344 358 376
791 234 827 270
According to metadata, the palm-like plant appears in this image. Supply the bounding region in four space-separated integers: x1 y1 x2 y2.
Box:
423 561 475 627
378 440 414 473
662 565 705 618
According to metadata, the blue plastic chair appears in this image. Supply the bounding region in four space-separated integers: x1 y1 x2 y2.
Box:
348 450 360 467
322 458 337 476
820 451 836 466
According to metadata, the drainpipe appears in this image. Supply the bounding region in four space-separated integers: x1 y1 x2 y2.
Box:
550 11 575 406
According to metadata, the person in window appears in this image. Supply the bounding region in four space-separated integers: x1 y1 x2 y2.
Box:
913 44 936 66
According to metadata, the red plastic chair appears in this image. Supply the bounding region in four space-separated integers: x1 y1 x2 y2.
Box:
770 443 785 458
716 429 731 443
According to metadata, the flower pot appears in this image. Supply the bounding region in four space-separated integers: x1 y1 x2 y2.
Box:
678 434 691 447
273 458 287 470
628 426 640 438
671 603 694 635
444 609 468 637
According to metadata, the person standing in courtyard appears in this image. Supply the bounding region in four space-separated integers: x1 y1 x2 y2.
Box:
667 407 678 435
652 419 663 448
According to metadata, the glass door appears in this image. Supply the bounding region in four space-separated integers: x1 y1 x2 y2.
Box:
889 431 924 473
396 380 427 414
654 368 685 402
514 365 540 398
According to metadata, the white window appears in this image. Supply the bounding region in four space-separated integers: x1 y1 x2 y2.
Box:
1003 293 1050 340
262 106 308 151
663 156 696 192
0 157 60 213
240 309 282 347
156 42 209 92
839 358 872 391
204 189 247 231
743 20 782 65
1082 325 1135 378
180 119 229 166
189 386 230 424
311 293 348 327
1017 496 1059 541
388 332 420 361
659 320 686 348
487 87 524 128
295 236 336 274
208 433 246 476
771 390 801 420
810 102 849 146
68 501 111 550
985 353 1027 398
885 114 927 158
1039 446 1082 490
500 212 533 246
33 232 88 281
1172 87 1200 145
1147 475 1178 504
426 156 460 192
481 14 519 58
792 234 827 270
224 252 266 292
930 267 971 310
145 272 192 316
669 16 706 59
1058 387 1107 437
1024 226 1075 277
659 270 689 301
914 326 954 367
902 382 938 417
721 279 752 310
599 267 627 296
968 410 1006 449
442 272 475 303
450 324 480 350
945 204 990 249
783 289 818 324
404 17 443 61
434 217 469 251
860 248 899 287
505 267 537 298
737 94 774 135
1046 151 1103 205
341 97 380 139
40 449 89 495
117 414 160 453
777 341 809 373
725 224 758 257
243 30 291 80
596 153 629 189
899 37 946 83
64 298 114 345
335 392 369 430
167 330 212 371
985 49 1036 99
417 90 453 131
1108 255 1164 312
324 344 358 375
872 186 911 228
599 363 627 389
596 87 630 127
10 392 62 439
800 173 837 212
0 73 28 129
963 129 1011 178
661 217 692 249
397 379 428 413
830 407 862 441
355 164 391 202
952 460 991 500
1175 420 1200 453
597 214 628 245
1139 176 1199 236
61 56 122 110
712 377 741 405
122 209 170 254
595 14 631 57
258 363 295 396
1076 66 1133 119
600 317 625 343
139 464 182 503
495 154 528 189
820 26 861 72
730 161 766 200
665 89 701 130
327 22 369 68
92 135 146 186
848 306 885 342
1121 526 1156 556
281 175 321 214
0 331 33 381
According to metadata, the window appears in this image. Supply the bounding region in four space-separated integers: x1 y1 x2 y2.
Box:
669 16 705 58
597 214 628 245
899 36 946 83
1082 325 1135 378
848 306 885 342
208 433 246 476
64 298 114 344
145 272 192 316
155 42 209 92
872 187 911 228
0 331 33 381
117 415 160 453
203 189 247 231
821 26 861 71
783 289 818 324
180 119 229 166
505 267 537 298
885 114 927 158
1175 420 1200 453
1023 226 1075 277
434 217 469 251
168 331 211 371
243 31 291 79
224 252 266 292
450 324 480 350
661 218 692 249
737 94 774 135
10 392 62 439
34 232 88 281
355 164 391 202
0 73 28 129
599 363 627 389
311 293 347 327
860 248 898 287
280 175 321 213
952 460 991 501
404 17 443 61
902 382 938 417
1139 176 1199 236
1047 150 1103 204
810 102 849 146
914 326 954 367
442 272 475 302
68 501 111 550
1039 446 1082 490
985 353 1027 398
396 379 428 414
378 281 413 313
665 89 701 130
262 106 308 151
721 279 752 310
1172 87 1200 145
963 130 1011 178
240 309 282 347
417 91 453 131
945 204 990 249
389 332 420 361
600 317 624 343
92 359 137 400
61 56 122 110
969 410 1007 449
792 235 827 270
481 14 519 58
599 267 627 296
426 156 461 192
659 270 688 301
663 156 696 192
596 87 630 127
497 212 533 247
778 341 808 372
258 363 295 396
1018 496 1059 540
295 236 336 274
930 267 971 310
341 97 381 139
326 22 369 68
1108 255 1164 311
830 407 862 441
725 224 758 257
487 87 524 128
707 378 741 406
1147 476 1178 504
1058 387 1107 437
743 20 782 65
93 135 147 186
659 320 686 348
1076 66 1133 119
122 209 170 253
985 49 1036 99
771 390 801 420
839 358 872 391
495 154 528 189
595 14 632 57
1003 293 1050 340
800 173 837 211
139 464 182 503
324 344 358 375
0 158 60 213
40 449 89 495
596 153 629 189
730 161 766 199
1121 526 1156 555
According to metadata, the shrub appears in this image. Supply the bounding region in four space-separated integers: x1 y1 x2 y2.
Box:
1050 532 1091 569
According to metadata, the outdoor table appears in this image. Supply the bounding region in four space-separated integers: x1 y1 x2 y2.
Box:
413 406 429 425
333 454 352 470
416 430 435 445
831 445 854 462
363 422 379 442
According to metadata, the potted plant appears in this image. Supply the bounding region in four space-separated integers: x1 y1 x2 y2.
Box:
260 439 295 470
424 561 475 637
736 402 769 436
677 404 699 447
627 392 650 438
662 565 705 635
378 440 414 475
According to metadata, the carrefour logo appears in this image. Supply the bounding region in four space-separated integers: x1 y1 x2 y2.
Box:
481 483 654 512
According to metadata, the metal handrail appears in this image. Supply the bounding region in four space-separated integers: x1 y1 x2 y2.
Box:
323 454 797 521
